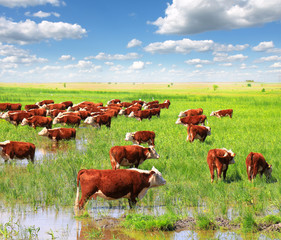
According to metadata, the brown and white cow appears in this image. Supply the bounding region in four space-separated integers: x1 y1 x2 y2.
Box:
28 108 47 116
150 108 161 118
60 101 73 108
178 108 203 118
84 115 111 128
128 110 152 121
0 140 35 163
175 115 207 126
43 103 66 110
21 116 52 129
53 115 81 127
187 125 211 142
36 100 54 106
132 100 145 105
125 131 156 146
74 166 166 211
119 107 140 117
5 112 33 125
9 103 22 110
210 109 233 118
38 127 76 141
207 148 236 183
0 110 25 119
246 152 272 181
109 145 160 170
47 109 66 118
0 103 10 111
107 99 121 105
25 104 39 111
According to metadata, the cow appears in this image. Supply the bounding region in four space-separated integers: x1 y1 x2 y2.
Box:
125 131 156 146
109 145 160 170
159 100 171 109
21 116 52 129
43 103 66 110
107 99 121 105
245 152 272 181
28 108 47 116
150 108 161 118
38 127 76 141
119 107 140 117
128 110 152 121
0 140 35 163
60 101 73 108
132 100 145 105
9 103 22 110
210 109 233 118
47 109 66 118
175 115 207 126
36 100 54 106
0 110 25 119
25 104 39 111
84 115 111 128
53 115 81 127
74 166 166 210
178 108 203 118
5 112 33 126
187 125 211 142
207 148 236 183
0 103 10 111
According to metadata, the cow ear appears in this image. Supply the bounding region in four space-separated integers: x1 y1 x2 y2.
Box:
268 165 272 168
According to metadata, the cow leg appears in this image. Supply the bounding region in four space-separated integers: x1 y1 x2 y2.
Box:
223 166 228 181
128 198 137 209
1 152 10 162
252 166 259 180
209 166 214 183
32 124 36 129
134 163 139 168
247 166 252 181
217 167 222 181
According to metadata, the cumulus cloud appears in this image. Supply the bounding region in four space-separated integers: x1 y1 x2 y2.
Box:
64 60 102 72
255 55 281 63
85 52 140 61
185 58 211 65
252 41 274 52
127 39 142 48
59 55 75 61
150 0 281 35
213 52 248 62
130 61 145 70
270 62 281 68
0 17 86 45
0 0 63 8
25 11 60 18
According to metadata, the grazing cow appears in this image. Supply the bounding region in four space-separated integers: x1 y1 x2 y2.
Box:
159 100 171 109
125 131 156 146
74 166 166 210
43 103 66 110
21 116 52 129
119 107 140 117
84 115 111 128
128 110 152 121
9 103 22 110
246 152 272 181
36 100 54 106
25 104 39 111
0 110 25 119
107 99 121 105
178 108 203 118
38 127 76 141
109 145 160 170
0 140 35 163
47 109 66 118
53 115 81 126
207 148 236 183
5 112 33 126
28 108 47 116
0 103 10 111
60 101 73 108
150 108 161 118
132 100 145 105
175 115 207 126
210 109 233 118
187 125 211 142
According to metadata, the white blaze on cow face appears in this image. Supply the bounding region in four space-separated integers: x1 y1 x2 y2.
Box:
147 146 160 159
128 112 135 118
210 111 215 116
143 105 148 110
149 166 166 187
118 109 125 115
52 117 60 125
1 112 9 119
21 118 29 126
178 111 186 117
84 116 94 125
38 127 48 136
206 126 211 135
124 132 134 142
175 118 182 125
57 112 64 118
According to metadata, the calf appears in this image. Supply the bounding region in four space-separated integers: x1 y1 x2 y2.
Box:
210 109 233 118
84 115 111 128
0 140 35 163
53 115 81 127
207 148 236 183
246 152 272 181
21 116 52 129
36 100 54 106
128 110 152 121
187 125 211 142
175 115 207 126
38 127 76 141
178 108 203 117
109 145 160 170
125 131 156 146
74 166 166 210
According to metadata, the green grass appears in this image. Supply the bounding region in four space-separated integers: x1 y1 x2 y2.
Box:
0 85 281 231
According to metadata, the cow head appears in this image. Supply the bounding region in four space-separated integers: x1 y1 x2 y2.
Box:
124 132 135 142
52 117 62 125
118 109 125 115
149 166 166 187
128 112 135 118
1 112 10 119
178 111 186 118
38 127 49 136
143 105 149 110
222 148 235 164
210 111 216 116
21 118 29 126
41 104 47 109
206 126 211 136
146 146 160 159
264 165 272 179
56 112 64 118
84 116 94 125
175 118 182 125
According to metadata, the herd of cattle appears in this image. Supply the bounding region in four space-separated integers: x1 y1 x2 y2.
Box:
0 99 272 210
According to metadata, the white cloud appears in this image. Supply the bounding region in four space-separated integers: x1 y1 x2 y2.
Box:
270 62 281 68
59 55 75 61
252 41 274 52
185 58 211 65
0 0 62 8
130 61 145 70
150 0 281 35
85 52 140 61
213 53 248 62
255 55 281 63
220 63 232 67
25 11 60 18
104 61 114 66
214 44 249 52
195 64 202 68
127 39 142 48
0 17 86 45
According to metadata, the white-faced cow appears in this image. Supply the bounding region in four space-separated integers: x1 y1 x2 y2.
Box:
178 108 203 118
38 127 76 141
53 115 81 127
128 110 152 121
74 166 166 210
210 109 233 118
21 116 52 129
125 131 156 146
84 115 111 128
175 115 207 126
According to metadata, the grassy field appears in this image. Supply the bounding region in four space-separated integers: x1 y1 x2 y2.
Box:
0 82 281 232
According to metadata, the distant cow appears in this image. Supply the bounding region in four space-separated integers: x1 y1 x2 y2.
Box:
47 109 66 118
175 115 207 126
53 115 81 127
74 166 166 210
9 103 22 110
28 108 47 116
109 145 160 170
0 103 10 111
36 100 54 106
38 127 76 141
246 152 272 181
128 110 152 121
125 131 156 146
107 99 121 105
210 109 233 118
25 104 39 111
43 103 66 110
132 100 145 105
60 101 73 108
150 108 161 118
84 115 111 128
187 125 211 142
178 108 203 118
21 116 52 129
0 140 35 163
5 112 33 126
119 107 140 117
207 148 236 183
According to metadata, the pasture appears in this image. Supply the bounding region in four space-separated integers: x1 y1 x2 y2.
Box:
0 82 281 239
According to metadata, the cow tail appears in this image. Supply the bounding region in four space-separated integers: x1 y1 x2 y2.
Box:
75 169 86 208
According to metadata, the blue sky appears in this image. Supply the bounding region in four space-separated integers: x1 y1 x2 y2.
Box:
1 0 281 83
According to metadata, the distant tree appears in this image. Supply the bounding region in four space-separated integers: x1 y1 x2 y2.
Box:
261 88 266 92
64 83 66 88
213 85 219 91
247 83 251 87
